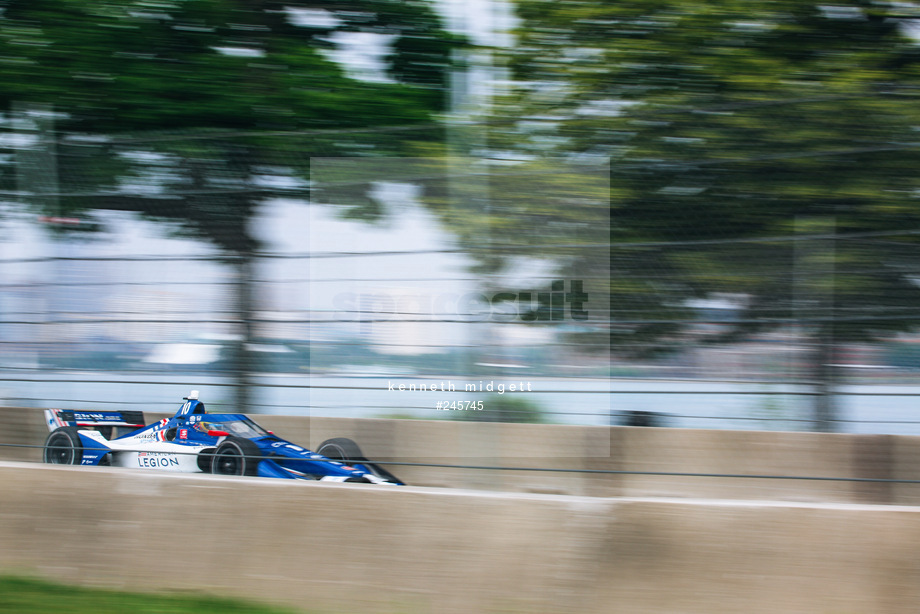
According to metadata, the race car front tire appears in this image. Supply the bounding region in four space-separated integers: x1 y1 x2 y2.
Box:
317 437 366 464
43 426 83 465
211 437 260 477
317 437 402 484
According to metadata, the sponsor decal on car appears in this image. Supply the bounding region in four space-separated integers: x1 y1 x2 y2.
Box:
73 412 127 423
137 452 180 468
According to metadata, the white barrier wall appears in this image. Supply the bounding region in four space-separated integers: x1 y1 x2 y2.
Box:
4 407 920 504
1 463 920 614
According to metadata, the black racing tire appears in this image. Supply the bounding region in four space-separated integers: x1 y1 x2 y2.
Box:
317 437 402 484
317 437 366 463
43 427 83 465
211 437 261 477
198 448 217 473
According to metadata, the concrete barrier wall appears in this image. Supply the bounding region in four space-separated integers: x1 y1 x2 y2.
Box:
2 462 920 614
249 414 920 505
0 407 52 463
4 406 920 504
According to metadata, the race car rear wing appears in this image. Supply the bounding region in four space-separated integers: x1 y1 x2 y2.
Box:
44 408 146 432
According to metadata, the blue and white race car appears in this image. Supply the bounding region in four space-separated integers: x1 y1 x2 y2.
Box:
42 391 402 485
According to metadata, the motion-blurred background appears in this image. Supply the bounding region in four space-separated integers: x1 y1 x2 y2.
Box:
4 0 920 434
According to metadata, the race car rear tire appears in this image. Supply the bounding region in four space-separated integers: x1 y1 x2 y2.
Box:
211 437 260 477
317 437 402 484
43 426 83 465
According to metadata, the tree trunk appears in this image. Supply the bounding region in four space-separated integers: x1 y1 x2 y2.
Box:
229 250 255 414
811 329 838 432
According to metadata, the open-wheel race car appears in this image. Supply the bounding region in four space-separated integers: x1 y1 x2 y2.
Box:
42 391 402 485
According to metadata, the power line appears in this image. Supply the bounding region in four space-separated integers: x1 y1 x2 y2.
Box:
6 441 920 484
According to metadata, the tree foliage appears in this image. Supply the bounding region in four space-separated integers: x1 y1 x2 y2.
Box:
0 0 462 410
0 0 465 253
491 0 920 428
0 0 460 131
0 0 463 242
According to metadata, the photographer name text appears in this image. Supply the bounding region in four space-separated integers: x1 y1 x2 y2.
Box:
387 380 533 394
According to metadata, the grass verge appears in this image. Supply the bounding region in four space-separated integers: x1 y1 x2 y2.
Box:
0 575 303 614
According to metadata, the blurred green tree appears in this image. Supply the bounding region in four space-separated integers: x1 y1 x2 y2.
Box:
0 0 463 411
449 394 548 423
489 0 920 430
